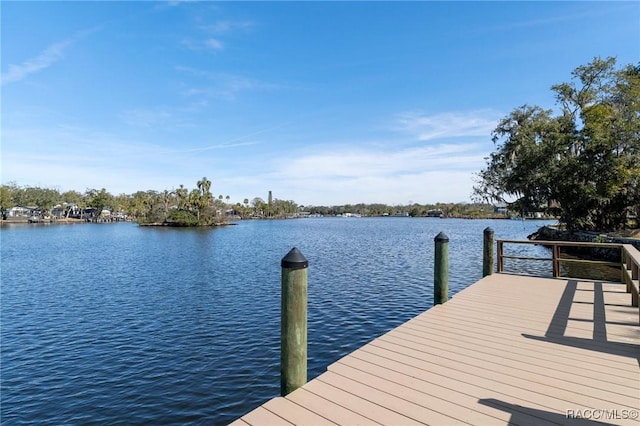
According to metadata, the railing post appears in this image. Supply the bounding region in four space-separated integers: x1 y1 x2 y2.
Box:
483 227 494 277
552 244 560 278
632 262 639 308
281 247 308 396
434 232 449 305
622 249 629 292
497 240 504 273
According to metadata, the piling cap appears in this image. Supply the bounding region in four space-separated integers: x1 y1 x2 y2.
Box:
434 231 449 242
484 226 494 233
281 247 308 269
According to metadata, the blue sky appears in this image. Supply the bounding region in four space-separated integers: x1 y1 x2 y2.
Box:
2 1 638 206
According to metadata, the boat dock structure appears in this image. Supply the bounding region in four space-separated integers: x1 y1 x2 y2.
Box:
231 236 640 425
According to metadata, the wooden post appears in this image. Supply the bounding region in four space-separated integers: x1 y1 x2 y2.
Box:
622 249 629 292
281 247 308 396
483 227 494 277
632 262 639 308
434 232 449 305
497 240 504 272
552 244 560 278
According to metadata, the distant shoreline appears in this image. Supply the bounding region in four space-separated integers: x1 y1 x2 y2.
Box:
138 221 236 227
0 216 547 227
0 218 88 225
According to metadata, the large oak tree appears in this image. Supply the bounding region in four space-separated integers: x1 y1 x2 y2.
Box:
474 57 640 232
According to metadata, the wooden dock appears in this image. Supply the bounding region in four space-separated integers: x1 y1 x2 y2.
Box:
231 274 639 425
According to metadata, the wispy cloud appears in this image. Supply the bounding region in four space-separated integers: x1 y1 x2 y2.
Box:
176 65 281 99
164 0 199 7
2 124 199 193
181 16 253 53
241 142 490 205
1 28 97 85
394 110 500 141
1 120 491 204
181 37 224 52
120 108 174 128
165 121 292 154
200 20 254 34
1 41 70 85
279 143 484 180
481 4 636 34
204 38 224 50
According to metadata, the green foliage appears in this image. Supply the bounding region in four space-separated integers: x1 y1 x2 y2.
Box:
0 182 63 213
474 57 640 232
0 182 18 213
4 177 510 224
166 209 199 226
86 188 113 213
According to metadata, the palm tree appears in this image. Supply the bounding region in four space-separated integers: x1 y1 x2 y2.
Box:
189 189 201 219
176 185 188 209
197 177 212 197
161 190 173 220
196 177 212 219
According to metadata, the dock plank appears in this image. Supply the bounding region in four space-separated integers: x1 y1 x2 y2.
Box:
387 326 639 392
241 406 293 426
286 388 381 425
328 361 511 425
410 307 639 367
334 354 563 426
303 379 423 425
317 371 469 425
263 397 337 425
233 275 640 425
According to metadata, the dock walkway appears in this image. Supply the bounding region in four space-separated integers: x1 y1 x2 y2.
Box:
232 274 639 425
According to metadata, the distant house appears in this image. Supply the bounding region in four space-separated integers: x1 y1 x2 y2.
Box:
426 209 443 218
493 204 508 215
68 207 99 219
51 204 69 218
6 206 35 217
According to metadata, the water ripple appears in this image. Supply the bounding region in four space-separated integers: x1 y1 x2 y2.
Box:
1 218 553 424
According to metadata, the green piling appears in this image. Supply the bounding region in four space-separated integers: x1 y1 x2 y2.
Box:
434 232 449 305
483 227 494 277
280 247 308 396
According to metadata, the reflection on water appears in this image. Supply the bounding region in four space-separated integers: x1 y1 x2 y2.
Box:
499 242 553 277
499 242 623 282
560 259 622 282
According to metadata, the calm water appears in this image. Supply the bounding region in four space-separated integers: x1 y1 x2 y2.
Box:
1 217 554 425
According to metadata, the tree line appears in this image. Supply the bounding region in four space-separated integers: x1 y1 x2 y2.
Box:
474 57 639 232
303 202 503 218
1 178 512 224
0 178 298 225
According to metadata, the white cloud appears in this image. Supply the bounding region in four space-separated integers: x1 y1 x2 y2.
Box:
1 40 71 85
296 171 477 205
227 139 492 205
181 37 224 52
181 19 253 53
204 38 224 51
201 20 254 34
164 0 199 7
394 110 500 141
1 28 97 85
120 108 172 128
1 107 495 205
278 144 481 179
176 66 280 99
